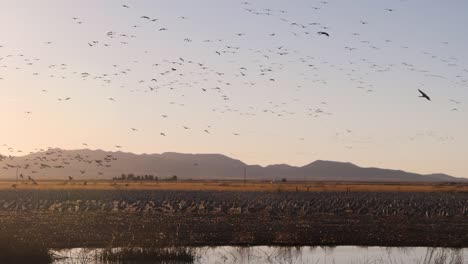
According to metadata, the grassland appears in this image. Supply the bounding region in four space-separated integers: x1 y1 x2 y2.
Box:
1 179 467 192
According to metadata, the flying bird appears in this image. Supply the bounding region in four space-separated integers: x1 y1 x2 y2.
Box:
317 31 330 37
418 89 431 101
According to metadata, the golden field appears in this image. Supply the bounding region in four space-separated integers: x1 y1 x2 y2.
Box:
1 180 467 192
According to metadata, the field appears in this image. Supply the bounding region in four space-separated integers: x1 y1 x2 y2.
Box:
2 179 468 192
0 182 467 250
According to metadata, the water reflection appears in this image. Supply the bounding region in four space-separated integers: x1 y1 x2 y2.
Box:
52 246 466 264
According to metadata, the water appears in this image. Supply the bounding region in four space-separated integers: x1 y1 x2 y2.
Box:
52 246 467 264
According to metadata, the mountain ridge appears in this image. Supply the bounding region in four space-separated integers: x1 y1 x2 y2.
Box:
0 148 465 182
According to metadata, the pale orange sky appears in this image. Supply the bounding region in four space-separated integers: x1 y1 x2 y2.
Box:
0 0 467 177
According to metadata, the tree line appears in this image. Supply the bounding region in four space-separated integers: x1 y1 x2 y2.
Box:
113 173 178 182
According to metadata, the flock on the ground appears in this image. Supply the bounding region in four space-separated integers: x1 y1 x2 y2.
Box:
1 190 466 218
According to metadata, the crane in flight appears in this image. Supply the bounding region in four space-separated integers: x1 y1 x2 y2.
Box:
418 89 431 101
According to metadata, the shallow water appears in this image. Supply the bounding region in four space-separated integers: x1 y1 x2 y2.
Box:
52 246 467 264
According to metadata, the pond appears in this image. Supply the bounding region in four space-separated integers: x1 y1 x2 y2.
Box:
51 246 467 264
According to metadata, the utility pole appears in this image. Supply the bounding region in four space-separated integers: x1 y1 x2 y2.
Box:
15 166 19 213
243 166 247 187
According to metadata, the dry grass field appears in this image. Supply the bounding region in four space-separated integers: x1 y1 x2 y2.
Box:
1 180 467 192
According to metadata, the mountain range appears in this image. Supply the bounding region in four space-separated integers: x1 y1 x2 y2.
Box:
0 149 465 182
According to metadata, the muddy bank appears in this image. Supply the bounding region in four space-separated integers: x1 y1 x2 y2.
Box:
0 190 466 248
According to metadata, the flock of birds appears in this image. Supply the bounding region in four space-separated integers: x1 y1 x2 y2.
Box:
1 147 117 186
0 1 466 183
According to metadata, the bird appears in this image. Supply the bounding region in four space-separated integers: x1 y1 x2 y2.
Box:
418 89 431 101
317 31 330 37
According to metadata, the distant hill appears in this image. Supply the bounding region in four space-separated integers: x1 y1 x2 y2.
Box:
0 149 465 182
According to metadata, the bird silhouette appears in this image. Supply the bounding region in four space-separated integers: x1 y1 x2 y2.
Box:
418 89 431 101
317 31 330 37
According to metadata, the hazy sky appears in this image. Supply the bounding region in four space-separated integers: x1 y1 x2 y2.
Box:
0 0 467 177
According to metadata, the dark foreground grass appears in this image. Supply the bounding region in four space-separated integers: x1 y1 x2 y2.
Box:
99 247 199 263
0 239 53 264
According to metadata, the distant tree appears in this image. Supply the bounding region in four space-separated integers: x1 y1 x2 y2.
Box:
121 173 126 180
281 178 287 183
168 175 178 181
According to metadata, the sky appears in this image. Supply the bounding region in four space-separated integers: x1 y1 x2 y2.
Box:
0 0 467 177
